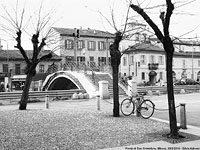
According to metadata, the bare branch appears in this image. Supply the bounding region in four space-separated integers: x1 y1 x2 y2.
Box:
175 0 198 9
130 4 164 43
98 10 118 32
14 29 30 64
122 0 132 36
38 53 52 63
110 8 118 32
1 7 18 30
36 0 44 33
19 7 25 29
164 0 174 36
177 23 200 38
144 4 166 10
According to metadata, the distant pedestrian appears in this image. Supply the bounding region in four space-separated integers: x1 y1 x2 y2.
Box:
0 82 5 92
6 84 10 92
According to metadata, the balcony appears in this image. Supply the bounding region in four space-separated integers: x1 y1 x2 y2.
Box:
148 63 159 70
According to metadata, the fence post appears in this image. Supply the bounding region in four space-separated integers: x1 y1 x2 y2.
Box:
45 95 49 109
180 103 187 129
97 95 100 111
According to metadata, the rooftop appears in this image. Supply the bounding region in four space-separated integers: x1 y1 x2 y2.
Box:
0 50 61 61
123 42 200 58
150 37 200 46
123 42 163 53
53 27 115 38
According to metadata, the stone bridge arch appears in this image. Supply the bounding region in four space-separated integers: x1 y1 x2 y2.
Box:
43 71 84 91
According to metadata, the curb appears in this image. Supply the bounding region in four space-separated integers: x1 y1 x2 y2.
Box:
150 116 200 136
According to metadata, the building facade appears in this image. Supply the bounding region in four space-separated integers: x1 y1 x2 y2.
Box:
0 49 61 91
52 27 114 70
121 42 200 84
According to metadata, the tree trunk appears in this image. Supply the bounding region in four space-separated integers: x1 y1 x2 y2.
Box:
112 65 120 117
109 32 122 117
165 41 179 138
19 73 33 110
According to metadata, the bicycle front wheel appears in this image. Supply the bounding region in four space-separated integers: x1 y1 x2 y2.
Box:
140 99 155 119
121 98 135 116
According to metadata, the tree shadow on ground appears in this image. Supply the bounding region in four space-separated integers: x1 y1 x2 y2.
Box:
147 130 200 144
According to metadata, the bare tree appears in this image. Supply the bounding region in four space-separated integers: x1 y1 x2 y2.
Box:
100 0 151 117
130 0 183 138
1 2 58 110
100 0 133 117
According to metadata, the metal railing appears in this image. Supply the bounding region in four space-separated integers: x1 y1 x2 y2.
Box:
0 89 86 101
61 61 112 73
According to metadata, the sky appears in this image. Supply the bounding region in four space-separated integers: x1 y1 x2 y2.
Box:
0 0 200 49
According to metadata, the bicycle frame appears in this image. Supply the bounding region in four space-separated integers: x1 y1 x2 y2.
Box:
120 93 155 119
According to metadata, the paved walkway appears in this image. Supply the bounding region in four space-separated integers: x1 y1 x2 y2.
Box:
102 121 200 150
1 95 200 149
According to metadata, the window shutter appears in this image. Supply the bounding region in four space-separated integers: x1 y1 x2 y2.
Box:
65 40 67 49
88 41 90 49
71 40 74 49
82 40 85 48
93 41 96 50
103 42 106 50
98 41 100 50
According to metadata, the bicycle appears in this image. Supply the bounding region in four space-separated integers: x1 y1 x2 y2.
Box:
120 93 155 119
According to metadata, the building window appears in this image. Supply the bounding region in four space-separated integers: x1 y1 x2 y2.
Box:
98 57 106 65
181 70 187 78
141 72 145 80
140 55 146 65
39 65 44 73
158 56 164 65
65 39 73 49
90 56 94 62
123 57 127 66
149 55 155 63
88 41 96 50
15 64 21 75
65 56 73 62
98 41 105 50
130 56 134 64
77 56 85 62
3 64 8 73
77 40 84 49
88 57 95 67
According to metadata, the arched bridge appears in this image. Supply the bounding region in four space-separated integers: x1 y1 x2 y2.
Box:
42 71 85 91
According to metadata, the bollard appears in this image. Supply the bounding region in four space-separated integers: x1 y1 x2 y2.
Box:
45 95 49 109
180 103 187 129
135 98 141 117
97 95 100 111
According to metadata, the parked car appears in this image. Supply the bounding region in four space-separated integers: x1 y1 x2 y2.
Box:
174 78 200 85
155 80 167 86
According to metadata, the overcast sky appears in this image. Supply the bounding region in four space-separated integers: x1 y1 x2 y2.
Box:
0 0 200 49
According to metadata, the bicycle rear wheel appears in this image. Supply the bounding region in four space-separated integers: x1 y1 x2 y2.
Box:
140 99 155 119
121 98 135 116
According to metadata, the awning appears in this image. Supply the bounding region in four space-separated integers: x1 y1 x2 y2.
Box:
12 75 26 81
149 71 157 76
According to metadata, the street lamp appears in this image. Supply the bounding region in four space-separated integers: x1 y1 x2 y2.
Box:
73 28 80 65
191 41 195 80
